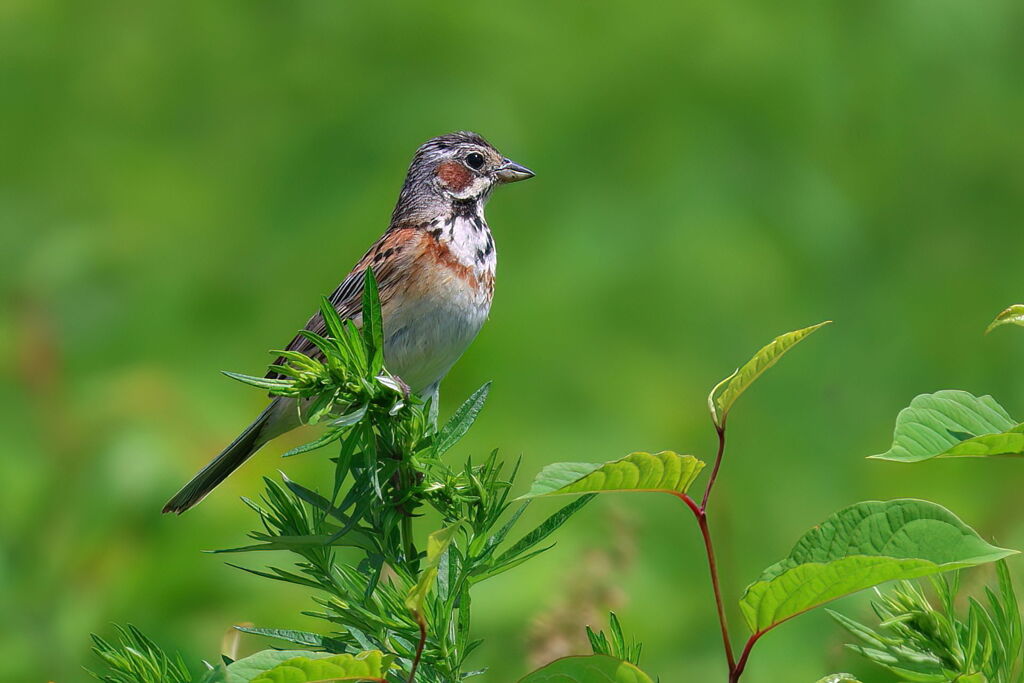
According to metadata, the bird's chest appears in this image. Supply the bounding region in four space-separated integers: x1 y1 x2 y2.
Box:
381 217 496 393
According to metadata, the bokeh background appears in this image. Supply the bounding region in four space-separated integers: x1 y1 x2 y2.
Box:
3 1 1024 681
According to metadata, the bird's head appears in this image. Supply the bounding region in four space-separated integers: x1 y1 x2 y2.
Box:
393 131 534 222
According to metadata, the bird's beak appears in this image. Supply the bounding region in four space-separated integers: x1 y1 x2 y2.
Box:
494 158 535 183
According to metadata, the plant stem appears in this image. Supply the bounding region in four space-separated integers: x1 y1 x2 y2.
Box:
408 615 427 683
677 493 735 672
689 420 741 678
701 419 727 512
401 512 416 567
730 633 762 683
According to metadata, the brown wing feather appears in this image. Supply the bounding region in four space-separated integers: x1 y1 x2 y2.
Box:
266 227 423 379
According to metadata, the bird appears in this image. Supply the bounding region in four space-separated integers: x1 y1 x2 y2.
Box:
162 131 534 514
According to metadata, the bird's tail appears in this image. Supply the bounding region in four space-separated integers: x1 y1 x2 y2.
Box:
162 398 285 514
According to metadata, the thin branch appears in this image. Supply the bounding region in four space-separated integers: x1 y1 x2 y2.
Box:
700 419 727 512
675 493 735 672
698 511 735 671
408 615 428 683
730 632 764 683
676 491 702 517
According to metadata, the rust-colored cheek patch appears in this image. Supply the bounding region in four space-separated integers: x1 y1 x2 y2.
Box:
437 161 473 192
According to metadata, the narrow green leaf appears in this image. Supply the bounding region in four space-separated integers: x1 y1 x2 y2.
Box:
212 531 374 553
739 499 1016 634
280 475 349 523
233 626 345 651
711 321 831 425
480 501 529 557
825 610 889 650
520 451 704 499
319 296 347 343
225 563 324 590
297 329 337 356
329 403 369 428
361 268 384 370
435 382 491 456
986 304 1024 334
405 523 462 614
517 655 654 682
89 624 192 683
281 428 344 458
301 389 339 426
482 496 595 580
870 390 1023 462
269 349 324 369
223 372 294 391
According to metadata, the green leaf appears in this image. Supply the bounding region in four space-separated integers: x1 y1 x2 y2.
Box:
986 304 1024 334
739 499 1016 634
815 675 862 683
520 451 704 499
197 667 227 683
405 523 462 614
518 655 654 682
89 624 192 683
223 372 295 391
435 382 491 456
281 428 344 458
211 530 375 554
870 390 1024 462
236 651 392 683
586 613 642 666
329 403 369 428
225 650 335 683
710 321 831 426
233 626 345 651
480 495 594 581
319 296 347 345
361 268 384 370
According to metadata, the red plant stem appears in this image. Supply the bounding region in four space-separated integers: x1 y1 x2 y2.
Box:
408 615 427 683
730 632 763 683
676 493 735 672
701 419 727 512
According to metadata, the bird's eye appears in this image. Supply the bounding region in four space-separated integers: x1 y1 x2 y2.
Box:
465 152 485 170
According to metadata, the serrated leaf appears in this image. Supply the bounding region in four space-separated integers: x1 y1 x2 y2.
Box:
520 451 704 499
239 651 392 683
406 523 462 614
739 499 1016 634
870 390 1024 462
710 321 831 425
987 304 1024 334
435 382 491 456
517 655 654 682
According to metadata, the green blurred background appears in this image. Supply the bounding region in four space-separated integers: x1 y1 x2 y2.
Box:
3 0 1024 680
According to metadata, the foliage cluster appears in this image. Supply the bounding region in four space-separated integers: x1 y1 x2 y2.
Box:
89 300 1024 682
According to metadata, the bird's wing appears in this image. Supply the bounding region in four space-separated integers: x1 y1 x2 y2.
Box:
266 226 422 379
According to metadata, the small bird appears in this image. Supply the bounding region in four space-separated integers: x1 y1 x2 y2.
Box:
163 131 533 514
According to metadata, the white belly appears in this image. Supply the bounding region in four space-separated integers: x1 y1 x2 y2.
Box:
382 282 491 395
